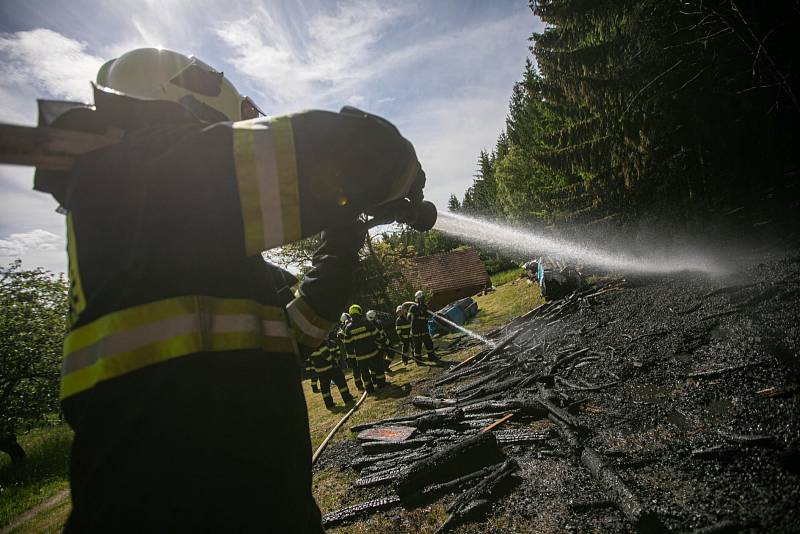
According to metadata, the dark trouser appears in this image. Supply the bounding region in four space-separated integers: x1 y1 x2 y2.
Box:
357 354 386 391
348 357 364 389
318 367 353 405
308 369 318 391
62 351 323 533
399 339 411 364
412 333 438 361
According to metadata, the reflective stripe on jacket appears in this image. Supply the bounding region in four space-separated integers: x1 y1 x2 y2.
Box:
407 302 429 335
61 295 294 399
343 316 380 361
310 339 340 373
395 316 412 340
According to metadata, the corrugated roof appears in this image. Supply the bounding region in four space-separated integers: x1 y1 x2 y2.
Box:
402 248 490 295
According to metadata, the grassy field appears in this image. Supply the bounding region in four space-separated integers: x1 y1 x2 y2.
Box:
0 424 72 532
311 282 542 533
489 267 524 288
1 282 541 533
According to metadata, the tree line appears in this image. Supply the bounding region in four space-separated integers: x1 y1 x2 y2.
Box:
452 0 800 230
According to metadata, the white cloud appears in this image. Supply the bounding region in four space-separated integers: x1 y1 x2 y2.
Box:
0 165 66 273
346 95 366 107
0 28 103 103
0 229 62 257
401 89 514 211
214 1 405 105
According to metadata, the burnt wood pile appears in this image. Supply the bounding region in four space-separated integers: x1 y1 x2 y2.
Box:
321 281 670 532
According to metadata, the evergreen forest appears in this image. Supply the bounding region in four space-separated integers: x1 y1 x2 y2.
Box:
452 0 800 231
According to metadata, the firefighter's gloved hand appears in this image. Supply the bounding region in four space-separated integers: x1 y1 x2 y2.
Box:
318 220 367 261
408 167 426 204
299 220 367 322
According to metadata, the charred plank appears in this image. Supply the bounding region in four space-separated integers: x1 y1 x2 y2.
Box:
321 495 402 528
395 432 504 500
581 447 664 532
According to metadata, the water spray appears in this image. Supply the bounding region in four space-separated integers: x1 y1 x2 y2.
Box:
427 310 496 348
434 212 725 275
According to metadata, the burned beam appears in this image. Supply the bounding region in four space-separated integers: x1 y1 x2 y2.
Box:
581 448 664 532
394 432 504 500
437 458 520 533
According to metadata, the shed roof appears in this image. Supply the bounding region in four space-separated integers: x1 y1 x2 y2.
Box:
403 248 490 296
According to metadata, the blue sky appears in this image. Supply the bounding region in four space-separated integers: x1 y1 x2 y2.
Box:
0 0 542 272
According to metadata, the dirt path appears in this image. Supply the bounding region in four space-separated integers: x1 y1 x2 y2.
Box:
2 489 69 534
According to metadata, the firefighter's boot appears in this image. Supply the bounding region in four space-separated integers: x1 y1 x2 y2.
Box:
339 385 354 404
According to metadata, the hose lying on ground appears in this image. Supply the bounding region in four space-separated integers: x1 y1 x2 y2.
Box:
312 390 369 465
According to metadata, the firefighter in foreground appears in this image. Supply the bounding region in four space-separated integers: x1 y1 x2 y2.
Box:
311 330 355 409
408 290 439 362
366 309 393 368
39 48 430 532
395 304 412 365
343 304 386 392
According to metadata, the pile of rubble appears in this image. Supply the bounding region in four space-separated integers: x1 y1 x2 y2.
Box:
322 283 653 532
320 252 800 532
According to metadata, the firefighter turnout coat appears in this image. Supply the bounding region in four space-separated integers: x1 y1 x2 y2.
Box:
35 88 422 532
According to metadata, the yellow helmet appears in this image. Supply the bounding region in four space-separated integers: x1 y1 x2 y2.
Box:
96 48 263 122
348 304 362 316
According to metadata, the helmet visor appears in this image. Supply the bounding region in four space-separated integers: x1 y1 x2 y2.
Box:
241 96 264 120
168 63 224 96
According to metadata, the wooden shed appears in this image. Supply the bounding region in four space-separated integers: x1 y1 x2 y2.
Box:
401 248 491 310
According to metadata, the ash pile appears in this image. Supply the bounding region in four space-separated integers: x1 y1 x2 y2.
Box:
321 254 800 533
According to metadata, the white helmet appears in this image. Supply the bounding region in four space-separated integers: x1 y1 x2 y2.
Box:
340 313 350 323
366 310 377 321
414 290 424 301
96 48 264 121
396 305 403 314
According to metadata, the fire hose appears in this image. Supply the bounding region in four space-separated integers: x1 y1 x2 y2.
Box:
312 390 368 465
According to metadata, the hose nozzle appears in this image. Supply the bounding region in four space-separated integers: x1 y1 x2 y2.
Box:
365 199 438 231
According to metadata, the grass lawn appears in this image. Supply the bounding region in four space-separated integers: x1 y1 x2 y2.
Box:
489 267 523 288
0 424 73 532
311 282 542 532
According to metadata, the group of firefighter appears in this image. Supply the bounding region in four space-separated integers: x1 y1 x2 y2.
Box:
304 290 439 409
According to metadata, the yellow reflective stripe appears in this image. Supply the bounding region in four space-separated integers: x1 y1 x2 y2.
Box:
232 117 301 255
314 365 333 373
66 212 86 326
232 121 265 255
271 117 301 243
61 330 295 399
349 331 374 342
65 296 284 355
286 296 334 348
60 296 293 400
355 350 378 361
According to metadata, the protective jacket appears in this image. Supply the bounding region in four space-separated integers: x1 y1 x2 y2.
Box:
310 338 341 373
343 315 381 361
370 319 390 348
35 88 422 532
395 314 412 341
408 301 430 335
